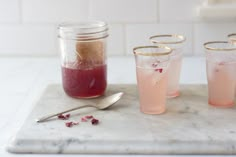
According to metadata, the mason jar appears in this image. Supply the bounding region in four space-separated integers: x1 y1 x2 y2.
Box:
58 21 109 98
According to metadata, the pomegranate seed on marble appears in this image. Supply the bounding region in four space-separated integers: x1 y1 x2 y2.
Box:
65 121 79 128
81 117 87 122
91 118 99 125
58 114 70 120
65 114 70 119
85 115 93 119
65 122 73 127
58 114 64 119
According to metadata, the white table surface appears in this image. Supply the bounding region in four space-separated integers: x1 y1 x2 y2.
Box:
0 56 222 157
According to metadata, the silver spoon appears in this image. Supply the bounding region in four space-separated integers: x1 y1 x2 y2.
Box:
36 92 124 123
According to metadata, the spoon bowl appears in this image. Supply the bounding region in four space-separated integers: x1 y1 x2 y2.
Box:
96 92 124 109
36 92 124 123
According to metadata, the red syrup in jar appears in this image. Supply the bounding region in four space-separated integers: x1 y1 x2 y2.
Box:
61 64 107 98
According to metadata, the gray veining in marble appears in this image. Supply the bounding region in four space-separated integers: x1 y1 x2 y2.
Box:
7 84 236 154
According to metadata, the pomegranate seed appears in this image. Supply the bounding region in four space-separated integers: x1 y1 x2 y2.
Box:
65 121 79 127
81 117 87 122
65 114 70 119
63 115 99 127
91 118 99 125
58 114 64 119
155 68 163 73
85 115 93 119
65 122 73 127
58 114 70 120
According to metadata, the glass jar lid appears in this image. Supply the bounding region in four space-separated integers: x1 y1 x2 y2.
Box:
58 21 109 41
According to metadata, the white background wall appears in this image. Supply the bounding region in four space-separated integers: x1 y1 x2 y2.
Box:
0 0 235 56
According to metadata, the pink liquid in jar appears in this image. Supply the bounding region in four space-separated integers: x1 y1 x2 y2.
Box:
61 64 107 98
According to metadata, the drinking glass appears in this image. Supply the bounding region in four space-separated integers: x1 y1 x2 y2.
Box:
204 41 236 107
133 46 172 114
150 34 186 98
228 33 236 97
58 21 108 98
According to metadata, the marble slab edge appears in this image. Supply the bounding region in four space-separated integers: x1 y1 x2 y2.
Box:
7 139 236 155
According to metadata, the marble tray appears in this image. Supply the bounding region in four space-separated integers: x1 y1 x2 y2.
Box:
7 84 236 154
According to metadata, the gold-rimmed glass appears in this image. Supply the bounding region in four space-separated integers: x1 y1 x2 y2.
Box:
204 41 236 107
133 45 172 114
150 34 186 98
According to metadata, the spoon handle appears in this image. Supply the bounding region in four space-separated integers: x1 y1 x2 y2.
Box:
36 104 92 123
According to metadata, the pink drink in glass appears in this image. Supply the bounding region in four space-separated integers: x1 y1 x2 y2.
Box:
133 46 171 114
167 49 182 98
204 41 236 107
136 66 168 114
149 34 185 98
207 61 236 107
